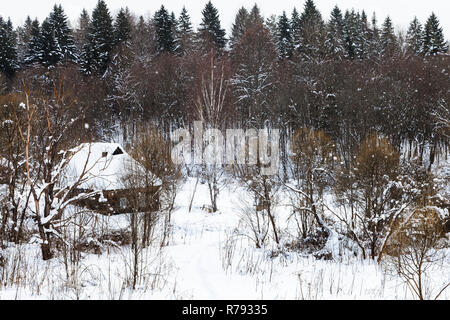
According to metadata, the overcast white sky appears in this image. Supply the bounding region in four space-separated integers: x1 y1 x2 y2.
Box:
1 0 449 39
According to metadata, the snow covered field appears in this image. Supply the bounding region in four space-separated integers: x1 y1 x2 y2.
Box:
1 176 449 300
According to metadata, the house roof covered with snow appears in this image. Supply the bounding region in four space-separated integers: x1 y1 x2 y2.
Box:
63 142 162 191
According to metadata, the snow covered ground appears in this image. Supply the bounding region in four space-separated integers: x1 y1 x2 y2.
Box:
0 177 449 300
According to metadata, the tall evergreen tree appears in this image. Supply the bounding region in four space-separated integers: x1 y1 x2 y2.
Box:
276 11 292 59
230 7 249 47
422 13 448 56
109 7 133 81
132 16 152 57
298 0 325 59
48 5 78 64
170 12 177 40
24 19 41 65
82 0 114 75
176 7 195 55
368 12 382 58
356 11 371 59
248 4 264 26
154 5 176 54
75 9 90 48
406 17 423 55
380 16 398 57
178 7 193 35
299 0 323 27
114 8 133 45
16 16 33 64
325 5 345 58
39 17 60 67
198 1 227 50
0 17 18 78
24 5 77 68
265 15 278 40
343 10 359 59
291 8 302 51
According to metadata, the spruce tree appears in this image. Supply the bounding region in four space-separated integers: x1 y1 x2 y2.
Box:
381 16 398 57
422 13 448 56
230 7 249 47
198 1 227 50
298 0 325 59
49 5 77 63
133 16 152 57
248 4 264 26
170 12 177 41
83 0 114 75
39 18 59 67
299 0 323 28
0 17 18 78
276 11 292 59
176 7 194 55
75 9 90 50
24 19 41 65
178 7 193 35
356 11 370 59
16 16 33 64
24 16 33 36
154 5 176 54
326 5 345 58
406 17 423 55
291 8 302 51
343 10 359 59
265 15 278 40
28 4 77 68
368 12 382 59
114 8 132 45
109 7 133 79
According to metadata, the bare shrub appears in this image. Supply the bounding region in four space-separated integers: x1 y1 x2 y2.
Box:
128 126 182 247
234 193 271 249
384 208 450 300
334 133 405 260
122 127 182 289
286 128 337 241
232 163 281 247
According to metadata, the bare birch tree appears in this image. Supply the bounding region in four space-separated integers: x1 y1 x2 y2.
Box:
194 52 230 212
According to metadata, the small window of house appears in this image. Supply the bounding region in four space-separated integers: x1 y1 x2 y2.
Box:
112 147 124 155
120 198 127 209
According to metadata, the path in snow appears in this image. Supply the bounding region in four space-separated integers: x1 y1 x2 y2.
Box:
166 180 258 299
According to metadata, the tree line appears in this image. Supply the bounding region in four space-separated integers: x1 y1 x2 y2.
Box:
0 1 448 75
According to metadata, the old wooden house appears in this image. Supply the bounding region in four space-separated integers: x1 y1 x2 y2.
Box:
63 143 161 215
